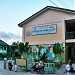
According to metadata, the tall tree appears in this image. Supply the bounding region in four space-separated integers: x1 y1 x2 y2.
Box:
18 42 24 54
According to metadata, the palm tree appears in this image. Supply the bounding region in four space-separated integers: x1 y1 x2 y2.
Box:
24 42 30 54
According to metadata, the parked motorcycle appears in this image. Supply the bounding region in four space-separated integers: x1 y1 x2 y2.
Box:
8 61 13 71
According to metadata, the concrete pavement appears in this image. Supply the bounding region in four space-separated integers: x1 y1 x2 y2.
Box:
0 60 67 75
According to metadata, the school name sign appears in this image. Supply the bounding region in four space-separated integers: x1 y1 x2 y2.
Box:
32 24 56 35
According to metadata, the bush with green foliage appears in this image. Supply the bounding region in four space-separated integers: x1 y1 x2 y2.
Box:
53 43 64 64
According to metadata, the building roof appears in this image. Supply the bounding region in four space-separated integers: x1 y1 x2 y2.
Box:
0 39 9 46
18 6 75 27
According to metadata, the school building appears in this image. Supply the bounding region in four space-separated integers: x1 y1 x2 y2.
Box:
18 6 75 63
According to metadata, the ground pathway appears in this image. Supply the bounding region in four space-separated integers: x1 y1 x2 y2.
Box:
0 60 67 75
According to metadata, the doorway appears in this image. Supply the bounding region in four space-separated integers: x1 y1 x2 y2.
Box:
72 47 75 63
68 47 71 60
66 43 75 63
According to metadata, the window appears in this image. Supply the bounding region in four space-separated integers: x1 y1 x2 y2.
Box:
0 46 2 50
4 47 6 50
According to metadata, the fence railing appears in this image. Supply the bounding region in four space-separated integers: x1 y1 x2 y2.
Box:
66 31 75 39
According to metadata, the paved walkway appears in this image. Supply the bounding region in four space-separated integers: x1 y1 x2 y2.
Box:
55 64 66 75
0 60 67 75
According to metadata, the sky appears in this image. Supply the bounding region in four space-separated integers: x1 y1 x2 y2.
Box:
0 0 74 36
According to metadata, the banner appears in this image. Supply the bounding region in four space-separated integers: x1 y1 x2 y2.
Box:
32 24 56 35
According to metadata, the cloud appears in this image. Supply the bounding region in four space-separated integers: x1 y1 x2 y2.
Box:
0 31 11 39
0 31 22 45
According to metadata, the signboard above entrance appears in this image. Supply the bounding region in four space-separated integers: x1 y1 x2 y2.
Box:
32 24 56 35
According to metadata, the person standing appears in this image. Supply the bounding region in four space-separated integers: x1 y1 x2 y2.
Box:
66 58 75 75
4 57 7 69
37 60 44 70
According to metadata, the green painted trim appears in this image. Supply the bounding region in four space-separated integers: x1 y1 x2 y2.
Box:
18 6 75 27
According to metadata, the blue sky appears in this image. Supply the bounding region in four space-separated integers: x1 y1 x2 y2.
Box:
0 0 74 36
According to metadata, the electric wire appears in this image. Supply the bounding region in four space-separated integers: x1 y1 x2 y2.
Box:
48 0 74 18
57 0 66 8
58 0 74 18
49 0 58 7
60 0 71 8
